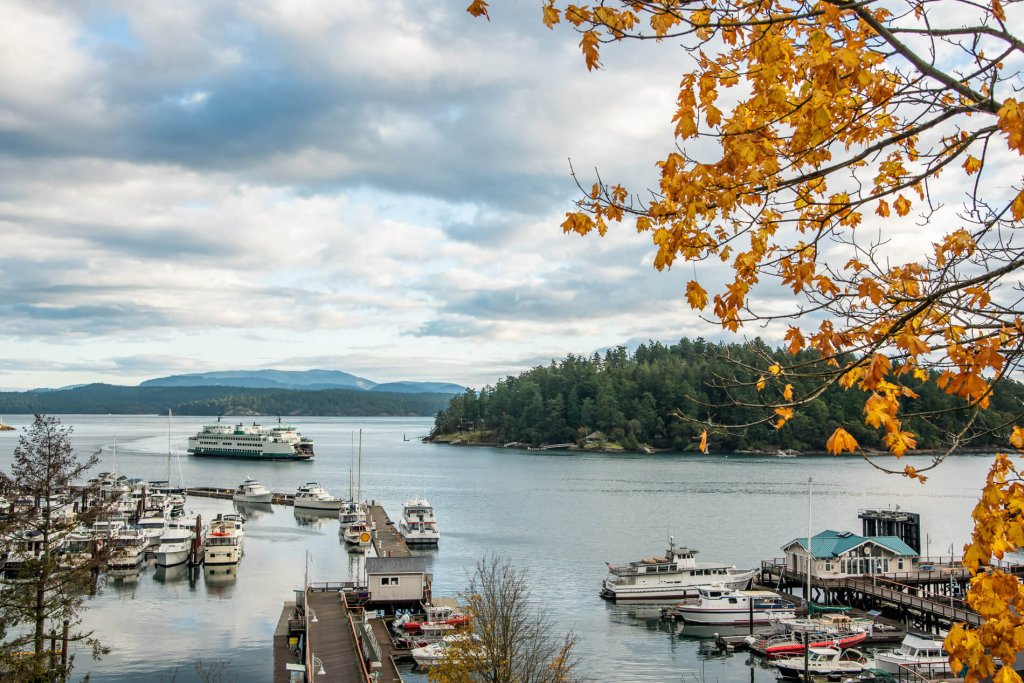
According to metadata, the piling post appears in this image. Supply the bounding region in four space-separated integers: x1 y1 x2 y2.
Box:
61 619 69 681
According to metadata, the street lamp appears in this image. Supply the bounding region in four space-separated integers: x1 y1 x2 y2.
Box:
307 608 318 624
312 655 326 676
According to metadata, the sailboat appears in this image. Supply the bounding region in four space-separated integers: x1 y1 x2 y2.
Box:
339 430 367 527
150 410 186 517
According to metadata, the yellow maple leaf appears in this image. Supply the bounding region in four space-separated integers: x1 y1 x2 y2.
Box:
580 30 601 71
963 155 983 175
826 427 858 455
466 0 490 19
768 363 782 376
756 375 766 392
542 3 560 28
785 326 805 355
903 465 927 483
685 280 708 310
893 195 912 216
885 429 918 457
1012 189 1024 221
1010 426 1024 450
782 383 793 401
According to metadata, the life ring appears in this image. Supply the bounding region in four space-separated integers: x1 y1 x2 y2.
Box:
359 532 371 543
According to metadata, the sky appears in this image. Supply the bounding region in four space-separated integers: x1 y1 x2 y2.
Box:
0 0 735 391
2 2 1016 393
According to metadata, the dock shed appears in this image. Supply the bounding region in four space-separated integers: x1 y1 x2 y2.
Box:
366 557 429 606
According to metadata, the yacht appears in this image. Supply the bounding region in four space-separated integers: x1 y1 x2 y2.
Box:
398 499 440 546
661 586 796 624
343 520 373 550
293 482 344 511
204 520 243 566
232 479 273 504
107 527 148 570
600 538 757 601
872 632 950 675
188 419 314 460
154 517 205 568
774 647 869 679
137 509 168 549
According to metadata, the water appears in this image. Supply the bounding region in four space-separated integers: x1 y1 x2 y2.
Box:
0 414 992 682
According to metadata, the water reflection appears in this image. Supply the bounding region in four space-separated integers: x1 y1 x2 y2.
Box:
233 501 274 520
204 565 237 593
153 562 191 584
293 507 338 529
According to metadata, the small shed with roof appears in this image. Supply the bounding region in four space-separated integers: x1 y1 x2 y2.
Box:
365 556 429 605
782 530 919 578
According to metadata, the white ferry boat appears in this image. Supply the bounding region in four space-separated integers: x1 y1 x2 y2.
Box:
600 538 756 601
187 419 314 461
661 586 796 624
398 499 440 546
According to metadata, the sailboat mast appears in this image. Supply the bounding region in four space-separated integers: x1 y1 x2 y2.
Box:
167 409 172 483
357 429 362 502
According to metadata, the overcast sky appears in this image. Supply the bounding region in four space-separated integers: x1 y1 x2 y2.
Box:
0 0 750 391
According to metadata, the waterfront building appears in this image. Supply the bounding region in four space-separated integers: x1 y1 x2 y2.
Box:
782 530 919 579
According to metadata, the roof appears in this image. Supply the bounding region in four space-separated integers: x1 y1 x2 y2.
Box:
784 530 918 558
365 557 428 574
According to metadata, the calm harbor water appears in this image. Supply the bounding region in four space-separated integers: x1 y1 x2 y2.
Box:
0 414 993 682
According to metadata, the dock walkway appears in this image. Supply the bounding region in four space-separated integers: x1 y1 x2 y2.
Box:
368 505 411 558
306 591 364 683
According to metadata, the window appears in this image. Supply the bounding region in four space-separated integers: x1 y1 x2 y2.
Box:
380 577 400 586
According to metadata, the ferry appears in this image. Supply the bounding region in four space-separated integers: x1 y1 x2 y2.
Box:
187 419 314 461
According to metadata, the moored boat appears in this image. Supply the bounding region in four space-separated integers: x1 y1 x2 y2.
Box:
600 538 756 601
872 631 950 675
204 520 242 566
661 586 797 625
398 499 440 546
294 482 344 511
342 520 373 549
232 479 273 504
774 646 869 679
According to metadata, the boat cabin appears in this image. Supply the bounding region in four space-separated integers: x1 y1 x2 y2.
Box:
782 530 919 578
366 557 430 608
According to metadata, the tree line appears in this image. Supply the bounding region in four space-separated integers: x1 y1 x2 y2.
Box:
431 339 1024 452
0 385 453 417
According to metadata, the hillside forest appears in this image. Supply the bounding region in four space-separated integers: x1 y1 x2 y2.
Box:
430 339 1024 452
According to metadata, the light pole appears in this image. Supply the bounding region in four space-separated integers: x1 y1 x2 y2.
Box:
311 655 326 676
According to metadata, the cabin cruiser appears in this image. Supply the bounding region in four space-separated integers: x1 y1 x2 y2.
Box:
293 482 344 511
600 538 756 601
343 521 373 550
232 479 273 504
774 647 869 679
661 586 796 625
204 519 243 566
154 517 205 568
410 634 474 668
399 499 440 546
107 527 148 570
872 632 950 675
136 509 168 548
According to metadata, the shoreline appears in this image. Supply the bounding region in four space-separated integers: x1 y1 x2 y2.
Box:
426 436 1000 457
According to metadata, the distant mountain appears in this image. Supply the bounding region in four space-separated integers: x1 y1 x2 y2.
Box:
371 381 466 394
140 369 375 391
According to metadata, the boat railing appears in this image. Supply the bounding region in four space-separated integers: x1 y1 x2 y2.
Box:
308 580 360 593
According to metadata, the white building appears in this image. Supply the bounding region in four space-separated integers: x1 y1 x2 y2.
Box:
366 557 429 605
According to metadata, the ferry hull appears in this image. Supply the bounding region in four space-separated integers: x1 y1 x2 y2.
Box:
188 449 313 461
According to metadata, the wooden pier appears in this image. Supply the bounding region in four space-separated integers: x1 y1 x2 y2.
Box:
367 504 411 558
185 486 295 505
760 559 983 631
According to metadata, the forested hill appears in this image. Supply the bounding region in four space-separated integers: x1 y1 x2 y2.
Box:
431 339 1024 452
0 384 452 417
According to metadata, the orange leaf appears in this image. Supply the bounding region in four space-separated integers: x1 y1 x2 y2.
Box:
1011 426 1024 450
782 383 794 401
785 326 805 355
963 155 983 175
542 3 560 28
699 429 708 453
1011 189 1024 221
894 195 912 216
580 30 601 71
466 0 490 19
904 465 928 483
756 375 766 392
685 281 708 310
826 427 858 455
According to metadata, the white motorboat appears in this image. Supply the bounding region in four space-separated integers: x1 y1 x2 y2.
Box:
343 520 373 549
661 586 796 625
154 517 205 567
232 478 273 504
137 509 168 548
293 482 344 511
108 527 148 570
774 646 869 679
872 632 950 675
410 634 474 668
204 520 242 566
600 537 756 601
398 499 440 546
